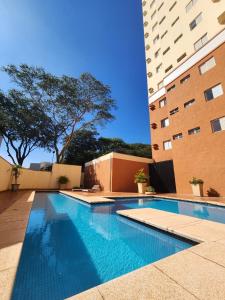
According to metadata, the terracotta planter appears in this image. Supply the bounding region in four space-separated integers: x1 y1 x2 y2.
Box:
59 183 67 190
137 182 147 194
11 184 20 192
191 183 203 197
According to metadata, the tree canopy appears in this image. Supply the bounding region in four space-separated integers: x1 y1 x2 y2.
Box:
63 130 151 166
0 64 116 165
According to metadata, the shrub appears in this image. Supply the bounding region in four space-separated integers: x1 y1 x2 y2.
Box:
58 176 69 185
146 186 155 192
189 177 204 185
134 169 148 183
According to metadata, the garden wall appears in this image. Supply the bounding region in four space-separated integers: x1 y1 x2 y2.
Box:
0 156 81 191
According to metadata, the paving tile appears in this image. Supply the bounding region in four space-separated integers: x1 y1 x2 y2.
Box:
189 241 225 268
172 220 225 242
67 287 103 300
155 250 225 300
0 267 17 300
0 243 22 271
97 265 197 300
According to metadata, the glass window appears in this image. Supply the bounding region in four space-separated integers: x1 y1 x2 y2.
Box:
173 133 183 140
188 127 200 135
204 84 223 101
184 99 195 108
167 85 176 92
156 63 162 73
159 98 167 108
199 57 216 74
169 1 177 12
170 107 179 115
161 118 169 128
189 13 202 31
194 34 208 51
163 140 172 150
158 81 164 89
180 74 190 84
211 116 225 133
153 34 159 44
186 0 198 13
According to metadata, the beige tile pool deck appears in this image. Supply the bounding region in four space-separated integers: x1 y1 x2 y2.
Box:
1 190 225 299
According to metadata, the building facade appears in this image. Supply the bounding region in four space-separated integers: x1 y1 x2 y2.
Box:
142 0 225 195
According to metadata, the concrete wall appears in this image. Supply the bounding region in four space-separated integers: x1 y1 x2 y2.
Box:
112 158 150 192
0 157 12 191
0 156 81 191
149 42 225 196
84 153 152 192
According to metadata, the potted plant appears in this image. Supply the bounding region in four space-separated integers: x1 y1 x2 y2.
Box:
145 186 156 195
11 165 22 192
189 177 204 197
134 169 148 194
58 176 69 190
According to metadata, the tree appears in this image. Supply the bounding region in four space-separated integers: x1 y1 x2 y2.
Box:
0 91 50 165
63 130 99 165
1 64 116 164
63 131 151 166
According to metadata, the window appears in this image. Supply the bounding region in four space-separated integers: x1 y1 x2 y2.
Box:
204 84 223 101
159 98 167 108
161 118 169 128
165 65 173 73
180 74 190 84
158 81 164 89
152 22 158 32
167 84 176 92
194 34 208 51
169 1 177 12
163 47 170 55
184 99 195 108
177 53 187 63
146 58 151 64
163 140 172 150
144 21 149 27
211 116 225 133
199 57 216 74
188 127 200 135
155 48 161 58
153 34 159 44
143 11 147 16
186 0 198 13
151 10 156 20
159 16 166 25
174 34 183 44
156 63 162 73
161 30 168 39
170 107 179 115
173 133 183 140
189 13 202 30
150 0 155 9
171 17 179 27
158 2 164 11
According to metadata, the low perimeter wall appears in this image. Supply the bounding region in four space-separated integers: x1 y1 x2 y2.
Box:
0 156 81 191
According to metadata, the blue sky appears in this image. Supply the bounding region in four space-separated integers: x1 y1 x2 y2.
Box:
0 0 149 166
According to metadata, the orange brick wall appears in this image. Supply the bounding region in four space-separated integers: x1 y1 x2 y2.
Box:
149 42 225 196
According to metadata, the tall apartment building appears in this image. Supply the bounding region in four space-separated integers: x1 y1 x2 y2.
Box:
142 0 225 195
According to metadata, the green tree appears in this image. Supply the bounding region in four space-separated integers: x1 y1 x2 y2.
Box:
0 91 50 165
63 132 151 166
1 64 116 164
63 130 99 165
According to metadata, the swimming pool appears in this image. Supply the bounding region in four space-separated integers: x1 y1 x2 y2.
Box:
12 193 193 300
111 197 225 224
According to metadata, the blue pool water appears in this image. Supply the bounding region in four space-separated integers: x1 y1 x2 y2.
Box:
111 197 225 224
12 193 193 300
